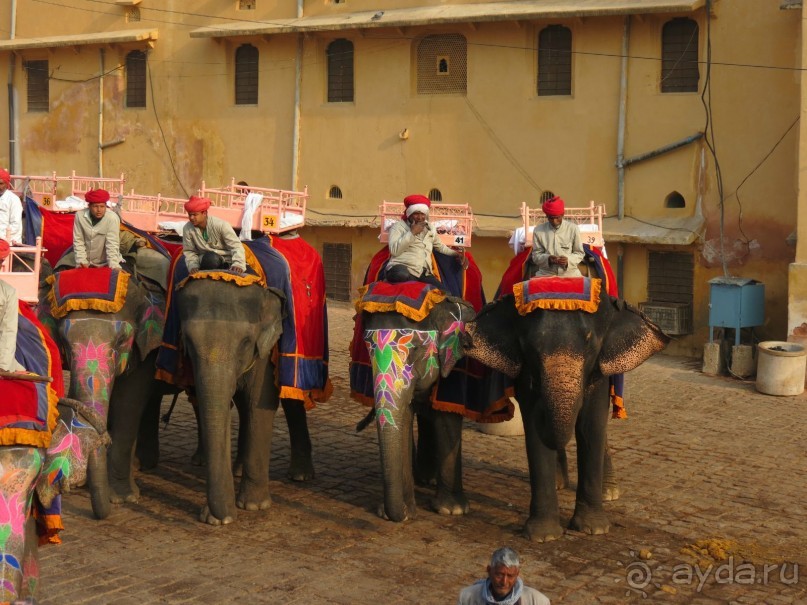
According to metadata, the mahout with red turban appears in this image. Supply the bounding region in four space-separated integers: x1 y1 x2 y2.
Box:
0 239 9 260
403 194 430 218
85 189 110 205
541 195 565 217
0 169 11 188
184 196 212 213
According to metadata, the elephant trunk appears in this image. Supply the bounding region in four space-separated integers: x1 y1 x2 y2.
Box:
87 444 112 519
194 366 240 522
541 352 585 449
377 400 415 522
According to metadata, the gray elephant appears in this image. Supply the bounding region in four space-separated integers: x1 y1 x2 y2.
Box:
172 277 291 525
463 285 669 542
40 268 168 519
0 398 108 605
357 295 479 522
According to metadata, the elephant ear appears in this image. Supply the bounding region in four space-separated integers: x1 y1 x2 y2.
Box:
462 297 523 378
255 287 285 359
599 301 670 376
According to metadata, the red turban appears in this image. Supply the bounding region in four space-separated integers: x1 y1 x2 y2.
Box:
403 194 431 218
85 188 110 205
0 239 9 260
185 196 211 213
541 195 565 217
0 169 11 188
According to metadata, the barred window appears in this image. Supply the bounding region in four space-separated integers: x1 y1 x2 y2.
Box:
239 0 256 9
416 34 467 95
26 60 49 113
327 39 354 103
235 44 259 105
537 25 572 96
661 18 699 93
125 51 147 108
328 185 343 199
125 7 140 23
428 188 442 202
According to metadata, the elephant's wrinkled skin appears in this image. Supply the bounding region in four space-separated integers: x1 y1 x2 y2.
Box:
45 276 166 519
176 278 287 526
0 400 107 604
362 296 476 522
463 291 669 542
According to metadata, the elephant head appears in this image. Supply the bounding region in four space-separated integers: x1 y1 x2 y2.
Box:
462 288 669 541
44 274 151 519
362 295 476 522
0 398 108 605
177 278 284 525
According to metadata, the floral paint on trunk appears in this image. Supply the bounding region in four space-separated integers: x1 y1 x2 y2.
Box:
364 329 438 429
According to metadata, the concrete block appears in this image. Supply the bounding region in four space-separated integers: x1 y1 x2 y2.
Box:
730 344 755 378
702 342 725 375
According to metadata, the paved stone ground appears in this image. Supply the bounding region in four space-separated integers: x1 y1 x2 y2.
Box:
38 301 807 604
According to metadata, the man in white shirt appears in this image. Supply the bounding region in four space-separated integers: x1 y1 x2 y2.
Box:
531 195 584 278
0 239 20 372
182 196 246 274
0 169 23 245
457 547 551 605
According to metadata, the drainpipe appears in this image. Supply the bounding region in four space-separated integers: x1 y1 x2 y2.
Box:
98 48 105 177
615 16 630 296
7 0 18 172
291 0 303 190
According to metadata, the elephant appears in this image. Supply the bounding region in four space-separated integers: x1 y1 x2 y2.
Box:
0 398 108 605
359 295 478 522
462 287 669 542
40 270 169 519
175 277 294 526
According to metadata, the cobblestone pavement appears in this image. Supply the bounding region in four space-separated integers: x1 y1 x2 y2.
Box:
39 301 807 604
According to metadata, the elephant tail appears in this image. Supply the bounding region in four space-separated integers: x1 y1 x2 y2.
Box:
355 408 375 433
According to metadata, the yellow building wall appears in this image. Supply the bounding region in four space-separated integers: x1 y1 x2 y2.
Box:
0 1 802 357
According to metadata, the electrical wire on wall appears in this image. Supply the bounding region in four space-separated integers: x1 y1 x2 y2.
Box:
146 53 189 198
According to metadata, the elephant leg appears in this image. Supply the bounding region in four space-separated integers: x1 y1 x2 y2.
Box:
281 399 314 482
556 447 570 490
569 381 611 535
20 515 39 602
135 384 169 471
377 390 417 522
107 360 157 504
602 437 620 501
234 372 277 512
414 411 437 487
0 447 40 605
429 410 469 516
522 404 564 543
190 396 205 467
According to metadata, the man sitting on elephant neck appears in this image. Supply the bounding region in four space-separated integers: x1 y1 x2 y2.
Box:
457 547 551 605
182 196 246 275
531 195 584 278
385 194 468 289
73 188 124 270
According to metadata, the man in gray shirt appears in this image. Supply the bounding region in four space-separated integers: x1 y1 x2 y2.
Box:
531 195 584 277
182 196 246 274
457 547 551 605
386 194 467 289
72 189 123 270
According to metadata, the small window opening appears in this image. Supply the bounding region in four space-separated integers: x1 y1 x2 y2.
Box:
437 57 449 74
428 188 442 202
235 44 259 105
125 7 141 23
125 50 147 108
25 60 49 113
239 0 257 9
328 186 343 199
540 190 556 203
665 191 686 208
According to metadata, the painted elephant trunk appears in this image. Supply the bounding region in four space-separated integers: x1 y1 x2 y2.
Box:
377 399 415 522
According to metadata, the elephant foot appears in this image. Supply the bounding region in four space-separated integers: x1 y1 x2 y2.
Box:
431 493 469 516
236 483 272 511
191 450 205 466
602 483 621 502
376 502 414 522
524 517 565 543
199 505 235 526
569 506 610 535
134 450 159 472
109 479 140 504
287 457 315 482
